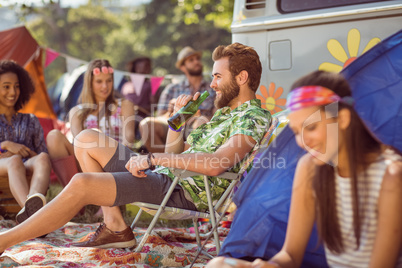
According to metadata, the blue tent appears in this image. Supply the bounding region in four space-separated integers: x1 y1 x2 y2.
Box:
219 29 402 265
49 65 87 120
342 29 402 153
219 126 327 267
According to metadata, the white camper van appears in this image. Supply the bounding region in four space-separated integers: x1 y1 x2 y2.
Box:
232 0 402 114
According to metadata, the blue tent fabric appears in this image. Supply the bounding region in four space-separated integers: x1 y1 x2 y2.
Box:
218 29 402 266
220 126 328 267
341 29 402 153
62 72 84 119
54 65 87 120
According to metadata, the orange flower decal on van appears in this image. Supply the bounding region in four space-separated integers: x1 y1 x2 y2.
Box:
319 28 381 72
257 83 287 114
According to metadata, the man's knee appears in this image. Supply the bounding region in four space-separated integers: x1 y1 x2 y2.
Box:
68 173 90 194
75 129 99 143
74 129 101 155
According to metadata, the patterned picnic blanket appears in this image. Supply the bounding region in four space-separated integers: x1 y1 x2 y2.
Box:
0 217 229 267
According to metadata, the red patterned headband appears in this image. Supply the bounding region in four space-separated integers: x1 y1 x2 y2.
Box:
286 85 352 111
93 66 114 76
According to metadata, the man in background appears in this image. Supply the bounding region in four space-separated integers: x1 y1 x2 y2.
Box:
139 46 216 153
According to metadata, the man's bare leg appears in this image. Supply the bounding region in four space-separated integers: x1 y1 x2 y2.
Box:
74 129 129 232
0 172 119 253
0 129 126 252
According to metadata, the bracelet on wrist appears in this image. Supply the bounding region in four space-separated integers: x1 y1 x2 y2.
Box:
168 125 183 132
147 152 155 170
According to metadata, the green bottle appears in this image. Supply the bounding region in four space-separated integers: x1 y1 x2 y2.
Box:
167 91 210 131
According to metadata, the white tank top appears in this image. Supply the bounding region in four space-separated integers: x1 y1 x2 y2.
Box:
325 149 402 267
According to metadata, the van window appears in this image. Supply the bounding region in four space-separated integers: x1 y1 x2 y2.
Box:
246 0 266 9
278 0 391 13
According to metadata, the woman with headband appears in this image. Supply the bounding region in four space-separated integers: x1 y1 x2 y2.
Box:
46 59 135 187
207 70 402 268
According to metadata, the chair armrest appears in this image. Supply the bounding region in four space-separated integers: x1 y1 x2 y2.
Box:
169 168 240 180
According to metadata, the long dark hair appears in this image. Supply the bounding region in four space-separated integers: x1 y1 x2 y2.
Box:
0 60 35 111
290 70 381 253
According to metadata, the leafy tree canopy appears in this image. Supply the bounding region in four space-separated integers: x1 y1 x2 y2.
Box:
7 0 233 86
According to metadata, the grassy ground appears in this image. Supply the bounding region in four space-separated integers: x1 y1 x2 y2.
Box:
46 182 193 228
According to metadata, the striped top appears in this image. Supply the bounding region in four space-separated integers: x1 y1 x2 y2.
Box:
325 149 402 267
83 99 123 143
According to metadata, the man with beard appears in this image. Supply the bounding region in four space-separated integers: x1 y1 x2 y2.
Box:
139 46 216 153
0 43 271 251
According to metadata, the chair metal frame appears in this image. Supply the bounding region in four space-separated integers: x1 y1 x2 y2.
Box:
130 169 242 255
130 116 280 256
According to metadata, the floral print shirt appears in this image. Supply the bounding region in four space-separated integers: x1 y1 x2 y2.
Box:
156 99 271 211
0 113 47 161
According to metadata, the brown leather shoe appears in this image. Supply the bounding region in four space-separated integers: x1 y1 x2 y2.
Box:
72 223 137 249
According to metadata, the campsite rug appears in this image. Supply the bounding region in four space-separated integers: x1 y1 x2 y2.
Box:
0 218 229 267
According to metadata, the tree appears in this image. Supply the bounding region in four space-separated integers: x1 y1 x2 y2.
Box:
9 0 233 85
179 0 234 31
131 0 233 75
27 2 138 85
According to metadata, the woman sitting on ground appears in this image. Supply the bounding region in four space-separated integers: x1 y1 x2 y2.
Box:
207 70 402 268
46 59 135 187
0 60 51 224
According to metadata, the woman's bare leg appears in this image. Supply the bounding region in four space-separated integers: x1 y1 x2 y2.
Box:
47 129 79 186
2 155 30 207
139 117 168 153
24 152 51 197
46 129 74 159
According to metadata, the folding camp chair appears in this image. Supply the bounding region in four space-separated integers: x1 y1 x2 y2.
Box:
0 176 21 215
0 173 38 216
130 117 279 256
